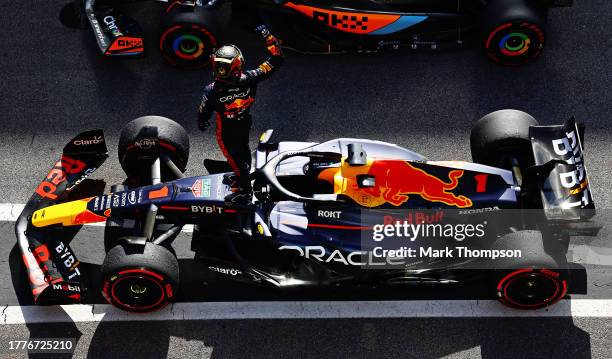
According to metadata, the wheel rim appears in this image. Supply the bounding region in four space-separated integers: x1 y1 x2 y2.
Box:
172 34 205 60
486 22 544 64
160 23 217 67
111 272 167 311
499 32 531 56
499 269 565 308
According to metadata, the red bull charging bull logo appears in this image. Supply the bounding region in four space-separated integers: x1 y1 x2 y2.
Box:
224 97 255 115
319 159 473 208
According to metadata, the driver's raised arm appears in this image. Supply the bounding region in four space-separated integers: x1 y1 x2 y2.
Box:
245 25 284 82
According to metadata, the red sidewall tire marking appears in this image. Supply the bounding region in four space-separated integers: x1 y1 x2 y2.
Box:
497 268 567 309
104 268 170 312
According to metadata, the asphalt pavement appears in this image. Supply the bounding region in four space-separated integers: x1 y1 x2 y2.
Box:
0 0 612 358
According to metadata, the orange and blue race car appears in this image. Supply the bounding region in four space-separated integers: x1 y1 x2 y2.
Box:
16 110 597 313
61 0 572 67
250 0 572 65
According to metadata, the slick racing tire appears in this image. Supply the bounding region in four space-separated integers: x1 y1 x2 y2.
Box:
470 109 538 171
159 3 221 68
488 230 568 309
482 0 547 65
118 116 189 184
101 242 179 312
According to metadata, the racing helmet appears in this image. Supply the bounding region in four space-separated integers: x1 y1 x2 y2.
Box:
212 45 245 81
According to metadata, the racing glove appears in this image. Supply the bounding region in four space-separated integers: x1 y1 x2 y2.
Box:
255 24 272 40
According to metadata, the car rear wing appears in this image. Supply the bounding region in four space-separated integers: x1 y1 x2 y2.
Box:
14 130 108 304
529 118 594 221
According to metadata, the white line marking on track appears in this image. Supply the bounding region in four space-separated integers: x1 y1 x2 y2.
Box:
0 203 24 221
2 300 612 324
570 244 612 266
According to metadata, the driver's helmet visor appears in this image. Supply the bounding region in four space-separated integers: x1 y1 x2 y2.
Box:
213 57 243 79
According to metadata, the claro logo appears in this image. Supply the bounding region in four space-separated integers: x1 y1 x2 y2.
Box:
208 266 242 276
36 155 86 200
73 136 104 146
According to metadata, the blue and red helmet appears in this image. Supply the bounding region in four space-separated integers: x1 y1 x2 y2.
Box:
212 45 244 81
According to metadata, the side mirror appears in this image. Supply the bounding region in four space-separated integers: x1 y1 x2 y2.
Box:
259 129 274 145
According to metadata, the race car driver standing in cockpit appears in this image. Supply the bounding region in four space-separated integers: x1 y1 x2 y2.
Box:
198 24 284 205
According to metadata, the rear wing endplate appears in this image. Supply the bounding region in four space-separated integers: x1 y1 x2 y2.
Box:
529 118 595 221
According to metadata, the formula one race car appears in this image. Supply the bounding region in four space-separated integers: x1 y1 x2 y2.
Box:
16 110 596 312
60 0 572 67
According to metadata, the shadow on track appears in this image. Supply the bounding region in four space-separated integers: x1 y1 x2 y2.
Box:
9 244 82 359
85 316 591 359
9 244 592 359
